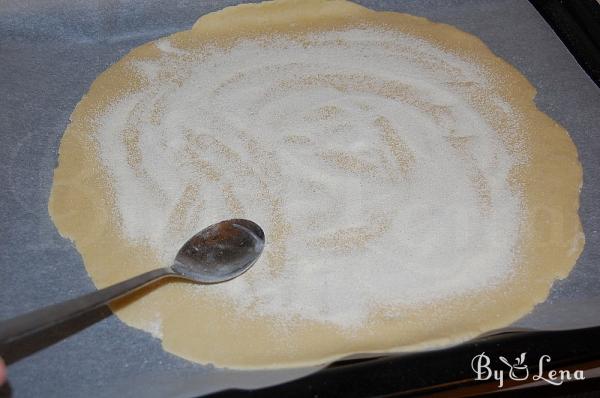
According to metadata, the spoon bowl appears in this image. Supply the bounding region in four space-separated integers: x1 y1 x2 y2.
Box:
173 219 265 283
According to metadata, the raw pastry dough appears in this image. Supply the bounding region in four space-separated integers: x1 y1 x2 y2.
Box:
49 0 584 368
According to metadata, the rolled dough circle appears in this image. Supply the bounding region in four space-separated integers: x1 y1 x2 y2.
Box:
49 0 584 368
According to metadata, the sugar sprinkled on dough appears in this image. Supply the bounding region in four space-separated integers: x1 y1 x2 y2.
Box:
94 28 525 328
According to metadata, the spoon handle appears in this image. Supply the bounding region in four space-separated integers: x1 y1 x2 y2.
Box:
0 267 174 347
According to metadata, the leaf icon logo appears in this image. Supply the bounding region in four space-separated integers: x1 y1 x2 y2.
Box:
499 352 529 381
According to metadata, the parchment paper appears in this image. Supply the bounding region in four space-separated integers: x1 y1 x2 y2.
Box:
1 0 599 397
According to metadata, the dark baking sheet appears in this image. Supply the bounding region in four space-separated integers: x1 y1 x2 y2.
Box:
1 0 599 397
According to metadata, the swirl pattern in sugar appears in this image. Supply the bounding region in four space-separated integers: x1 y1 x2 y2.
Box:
95 28 526 328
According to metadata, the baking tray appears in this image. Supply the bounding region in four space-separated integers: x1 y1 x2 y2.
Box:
1 0 599 397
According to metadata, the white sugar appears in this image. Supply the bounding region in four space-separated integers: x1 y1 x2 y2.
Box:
95 28 525 329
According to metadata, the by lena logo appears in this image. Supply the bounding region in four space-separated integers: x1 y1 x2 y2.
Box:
471 352 585 388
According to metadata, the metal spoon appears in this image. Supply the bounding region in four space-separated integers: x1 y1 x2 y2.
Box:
0 219 264 347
